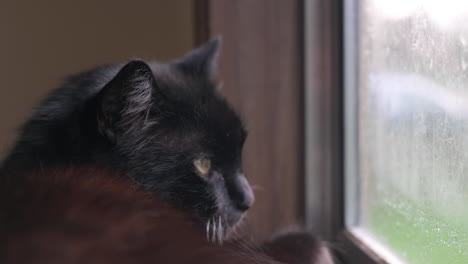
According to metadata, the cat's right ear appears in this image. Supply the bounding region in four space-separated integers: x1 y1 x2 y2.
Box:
96 60 155 142
173 36 221 80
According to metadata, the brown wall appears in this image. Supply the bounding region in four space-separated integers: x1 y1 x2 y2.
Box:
199 0 305 242
0 0 193 158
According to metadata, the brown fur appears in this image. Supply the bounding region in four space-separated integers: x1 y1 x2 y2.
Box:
0 167 333 264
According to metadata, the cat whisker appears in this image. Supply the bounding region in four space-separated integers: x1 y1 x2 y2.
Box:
211 217 217 243
250 185 264 192
211 218 215 243
206 219 211 242
215 216 219 244
208 217 212 243
217 215 223 245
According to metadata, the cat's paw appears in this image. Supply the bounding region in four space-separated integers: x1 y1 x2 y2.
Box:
261 231 334 264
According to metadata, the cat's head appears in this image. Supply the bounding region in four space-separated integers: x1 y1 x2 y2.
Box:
95 38 254 243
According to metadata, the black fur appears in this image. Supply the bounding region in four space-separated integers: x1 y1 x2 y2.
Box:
0 38 253 240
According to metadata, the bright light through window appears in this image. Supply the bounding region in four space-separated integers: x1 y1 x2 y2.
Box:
347 0 468 263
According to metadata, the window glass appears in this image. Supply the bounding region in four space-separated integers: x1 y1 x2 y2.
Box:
351 0 468 263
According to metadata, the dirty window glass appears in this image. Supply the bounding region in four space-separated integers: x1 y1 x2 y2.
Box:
348 0 468 263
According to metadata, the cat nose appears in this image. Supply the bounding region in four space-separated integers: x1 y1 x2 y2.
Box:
231 175 255 211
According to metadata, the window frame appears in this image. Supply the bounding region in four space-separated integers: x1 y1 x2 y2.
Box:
304 0 398 263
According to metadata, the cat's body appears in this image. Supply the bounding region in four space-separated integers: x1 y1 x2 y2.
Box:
0 166 332 264
0 38 334 263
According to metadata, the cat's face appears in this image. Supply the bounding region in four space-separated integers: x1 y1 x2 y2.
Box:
96 38 254 242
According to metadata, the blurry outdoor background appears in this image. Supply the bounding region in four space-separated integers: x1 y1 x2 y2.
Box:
354 0 468 262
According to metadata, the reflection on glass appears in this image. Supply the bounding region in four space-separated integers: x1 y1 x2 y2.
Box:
356 0 468 263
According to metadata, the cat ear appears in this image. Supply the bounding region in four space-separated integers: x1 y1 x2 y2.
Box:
97 60 155 141
174 36 221 79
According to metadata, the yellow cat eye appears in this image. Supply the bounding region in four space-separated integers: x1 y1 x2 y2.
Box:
194 158 211 175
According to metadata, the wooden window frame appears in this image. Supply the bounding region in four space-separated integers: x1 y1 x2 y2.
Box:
305 0 406 263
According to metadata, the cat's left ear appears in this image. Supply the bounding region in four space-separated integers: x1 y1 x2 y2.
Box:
96 60 156 141
173 36 221 80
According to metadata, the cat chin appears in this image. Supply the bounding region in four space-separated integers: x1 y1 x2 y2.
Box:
204 210 247 244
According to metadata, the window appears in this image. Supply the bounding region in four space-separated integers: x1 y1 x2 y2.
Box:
306 0 468 263
345 0 468 263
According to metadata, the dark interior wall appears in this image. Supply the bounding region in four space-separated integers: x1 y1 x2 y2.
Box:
0 0 194 158
199 0 305 241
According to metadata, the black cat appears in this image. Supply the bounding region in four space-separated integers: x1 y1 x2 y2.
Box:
0 38 334 263
1 38 254 239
